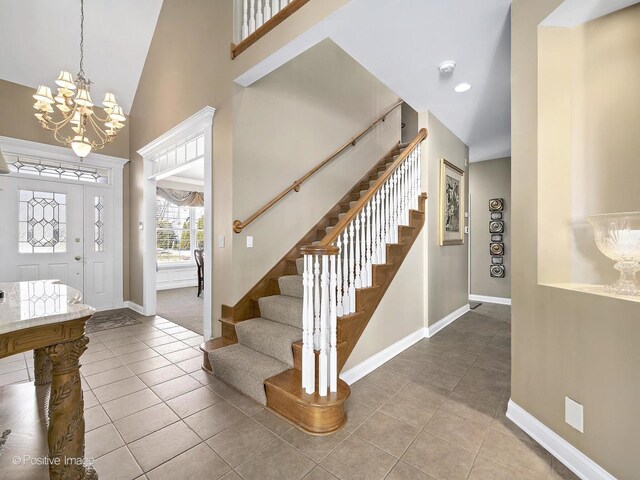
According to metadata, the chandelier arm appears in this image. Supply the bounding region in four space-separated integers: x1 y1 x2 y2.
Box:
87 114 110 147
92 111 112 123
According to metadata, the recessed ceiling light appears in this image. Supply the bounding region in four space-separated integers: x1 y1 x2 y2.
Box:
454 82 472 93
438 61 456 74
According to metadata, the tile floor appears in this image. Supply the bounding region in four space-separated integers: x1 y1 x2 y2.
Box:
0 304 579 480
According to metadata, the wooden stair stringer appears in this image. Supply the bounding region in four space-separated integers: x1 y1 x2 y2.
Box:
337 194 427 372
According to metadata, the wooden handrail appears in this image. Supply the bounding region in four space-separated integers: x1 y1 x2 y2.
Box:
231 0 311 59
232 99 404 233
300 128 428 255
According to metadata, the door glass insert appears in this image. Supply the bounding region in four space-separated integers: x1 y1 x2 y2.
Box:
94 196 105 252
19 190 67 253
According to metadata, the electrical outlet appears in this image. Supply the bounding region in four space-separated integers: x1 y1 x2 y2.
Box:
565 397 584 433
246 236 253 248
218 235 225 248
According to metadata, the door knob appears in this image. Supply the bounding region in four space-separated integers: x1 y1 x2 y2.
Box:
75 256 82 261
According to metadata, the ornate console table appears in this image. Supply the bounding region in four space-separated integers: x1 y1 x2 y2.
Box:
0 280 97 480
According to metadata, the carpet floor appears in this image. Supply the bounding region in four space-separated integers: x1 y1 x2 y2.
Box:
156 287 204 335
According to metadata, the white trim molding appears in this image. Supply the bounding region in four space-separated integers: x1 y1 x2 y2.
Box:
339 303 472 385
137 107 216 158
0 136 129 168
0 136 127 310
124 301 146 316
427 304 470 337
139 106 215 338
340 327 428 385
507 400 617 480
469 294 512 306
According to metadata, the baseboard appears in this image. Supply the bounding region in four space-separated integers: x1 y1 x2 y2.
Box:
339 327 428 385
506 400 616 480
123 301 145 315
469 294 512 305
427 304 470 337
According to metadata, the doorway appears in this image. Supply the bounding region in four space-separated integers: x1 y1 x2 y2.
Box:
138 107 215 338
0 138 127 310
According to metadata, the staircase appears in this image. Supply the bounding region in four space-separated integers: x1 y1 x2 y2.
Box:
201 128 428 434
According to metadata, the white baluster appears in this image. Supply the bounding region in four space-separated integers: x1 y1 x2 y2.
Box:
402 161 409 225
304 254 315 394
256 0 264 28
272 0 280 15
248 0 256 35
418 145 422 198
359 210 367 288
385 180 392 245
241 0 249 40
371 194 379 265
319 255 329 396
301 253 309 391
313 255 320 350
354 213 362 289
264 0 272 21
329 254 338 392
392 172 399 243
348 222 356 313
336 236 343 317
342 230 350 314
380 187 387 263
365 202 372 287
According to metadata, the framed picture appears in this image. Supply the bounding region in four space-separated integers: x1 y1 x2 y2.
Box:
491 212 503 220
439 159 465 245
491 234 503 242
489 198 504 211
491 256 503 265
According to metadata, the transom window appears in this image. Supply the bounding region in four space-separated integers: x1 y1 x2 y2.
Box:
6 154 110 184
156 196 204 265
19 190 67 253
151 133 205 177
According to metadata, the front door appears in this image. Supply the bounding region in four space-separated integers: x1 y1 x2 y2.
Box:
0 176 115 310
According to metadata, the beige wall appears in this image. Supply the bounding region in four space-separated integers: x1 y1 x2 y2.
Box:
512 2 640 478
231 39 400 301
127 0 235 330
470 157 511 299
0 79 129 158
422 112 470 326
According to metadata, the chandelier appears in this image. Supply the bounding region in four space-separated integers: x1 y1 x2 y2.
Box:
32 0 126 159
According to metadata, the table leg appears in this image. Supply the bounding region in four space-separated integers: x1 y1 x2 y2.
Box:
45 336 98 480
33 348 52 386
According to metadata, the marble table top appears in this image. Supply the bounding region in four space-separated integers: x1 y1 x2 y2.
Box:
0 280 95 335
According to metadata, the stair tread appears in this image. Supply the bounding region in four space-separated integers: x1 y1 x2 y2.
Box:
236 318 302 367
258 295 303 328
278 274 303 298
209 343 289 405
295 257 304 275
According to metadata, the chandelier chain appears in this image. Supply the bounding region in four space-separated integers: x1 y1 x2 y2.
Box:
79 0 85 77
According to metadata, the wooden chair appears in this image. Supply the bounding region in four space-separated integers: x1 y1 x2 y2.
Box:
194 249 204 297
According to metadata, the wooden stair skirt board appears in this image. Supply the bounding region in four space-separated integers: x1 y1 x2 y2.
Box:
200 141 427 434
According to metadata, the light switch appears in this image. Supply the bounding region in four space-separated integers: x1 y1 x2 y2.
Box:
138 222 144 230
246 236 253 248
218 235 225 248
464 226 469 234
565 397 584 433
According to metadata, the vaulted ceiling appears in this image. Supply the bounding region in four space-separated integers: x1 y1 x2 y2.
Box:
0 0 163 113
